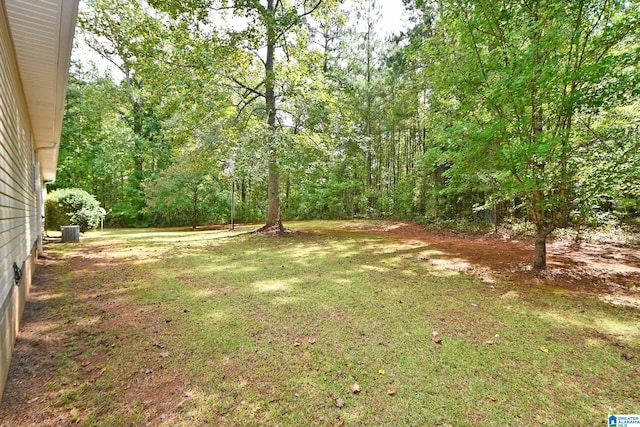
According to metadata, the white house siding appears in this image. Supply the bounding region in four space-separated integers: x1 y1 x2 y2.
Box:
0 3 39 399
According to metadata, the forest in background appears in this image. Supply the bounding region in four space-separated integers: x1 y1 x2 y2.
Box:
53 0 640 268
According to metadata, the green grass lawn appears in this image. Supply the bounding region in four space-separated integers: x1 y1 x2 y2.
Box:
26 222 640 425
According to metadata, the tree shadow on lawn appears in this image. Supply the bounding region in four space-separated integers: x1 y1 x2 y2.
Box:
1 226 639 426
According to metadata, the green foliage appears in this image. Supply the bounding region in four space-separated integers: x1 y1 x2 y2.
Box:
66 0 176 227
397 0 640 267
144 156 229 228
61 0 639 268
45 188 103 232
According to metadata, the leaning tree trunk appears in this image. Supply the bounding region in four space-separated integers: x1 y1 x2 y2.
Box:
260 0 283 231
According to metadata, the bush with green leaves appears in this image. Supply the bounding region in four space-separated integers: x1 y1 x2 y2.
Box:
46 188 102 232
144 159 230 229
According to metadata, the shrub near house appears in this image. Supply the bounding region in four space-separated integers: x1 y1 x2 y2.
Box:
45 188 103 232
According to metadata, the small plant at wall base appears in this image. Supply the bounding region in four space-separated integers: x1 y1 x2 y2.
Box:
45 188 103 232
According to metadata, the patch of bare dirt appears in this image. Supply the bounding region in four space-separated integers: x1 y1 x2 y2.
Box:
0 252 187 426
254 224 308 237
357 221 640 307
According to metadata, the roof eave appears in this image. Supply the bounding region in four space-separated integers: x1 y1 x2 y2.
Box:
5 0 79 182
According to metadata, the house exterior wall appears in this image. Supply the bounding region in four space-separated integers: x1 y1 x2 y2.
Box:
0 2 40 400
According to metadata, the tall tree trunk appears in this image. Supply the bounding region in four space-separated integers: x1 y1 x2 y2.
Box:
530 4 548 270
192 187 199 230
285 175 290 210
365 10 373 191
533 229 548 271
241 178 247 218
261 0 283 231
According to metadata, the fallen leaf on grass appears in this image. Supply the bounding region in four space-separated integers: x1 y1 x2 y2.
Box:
336 398 345 408
351 383 361 394
540 347 549 353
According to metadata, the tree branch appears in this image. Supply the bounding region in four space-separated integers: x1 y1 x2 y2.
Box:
236 93 263 118
229 76 266 98
299 0 323 19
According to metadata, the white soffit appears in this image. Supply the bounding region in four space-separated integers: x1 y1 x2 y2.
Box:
5 0 79 181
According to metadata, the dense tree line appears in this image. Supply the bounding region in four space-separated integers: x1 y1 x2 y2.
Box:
55 0 640 268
